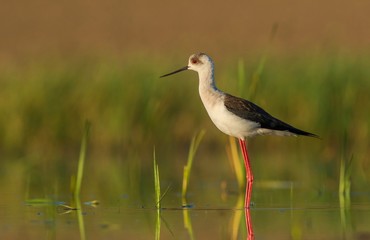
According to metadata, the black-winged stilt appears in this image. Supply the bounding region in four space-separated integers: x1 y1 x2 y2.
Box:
160 53 318 209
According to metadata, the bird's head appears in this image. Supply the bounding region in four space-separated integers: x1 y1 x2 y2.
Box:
160 53 214 78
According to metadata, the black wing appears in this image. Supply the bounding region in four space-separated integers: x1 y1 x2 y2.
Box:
224 94 318 137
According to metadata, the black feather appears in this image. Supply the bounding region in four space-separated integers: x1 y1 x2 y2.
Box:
224 94 318 138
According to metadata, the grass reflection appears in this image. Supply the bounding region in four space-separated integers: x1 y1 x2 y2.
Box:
230 194 245 240
182 199 195 240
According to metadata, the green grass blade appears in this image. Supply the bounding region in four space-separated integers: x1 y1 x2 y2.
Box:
153 147 161 209
339 131 353 209
74 120 91 198
339 154 353 239
226 136 244 191
153 147 162 240
247 55 266 101
339 155 353 208
237 59 246 96
182 129 206 198
247 24 277 101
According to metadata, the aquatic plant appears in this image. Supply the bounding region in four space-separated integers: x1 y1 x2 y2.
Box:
182 130 206 198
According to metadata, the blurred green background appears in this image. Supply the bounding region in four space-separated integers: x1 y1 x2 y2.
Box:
1 0 369 209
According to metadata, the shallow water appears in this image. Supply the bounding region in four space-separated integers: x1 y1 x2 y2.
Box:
2 181 370 240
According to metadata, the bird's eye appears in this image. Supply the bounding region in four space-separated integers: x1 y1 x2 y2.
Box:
191 58 198 64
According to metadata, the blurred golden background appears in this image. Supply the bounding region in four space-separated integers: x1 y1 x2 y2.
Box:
1 0 369 187
1 0 370 239
1 0 370 61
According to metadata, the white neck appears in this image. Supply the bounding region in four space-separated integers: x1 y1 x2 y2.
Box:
197 66 224 108
198 65 218 91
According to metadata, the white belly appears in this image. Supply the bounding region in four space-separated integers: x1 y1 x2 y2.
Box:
205 102 261 139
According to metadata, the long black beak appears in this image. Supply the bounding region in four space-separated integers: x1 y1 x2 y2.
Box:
160 66 189 78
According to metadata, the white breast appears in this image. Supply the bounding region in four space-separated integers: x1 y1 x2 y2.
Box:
199 89 261 139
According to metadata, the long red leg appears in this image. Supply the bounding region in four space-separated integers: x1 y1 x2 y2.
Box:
238 139 254 208
239 139 254 239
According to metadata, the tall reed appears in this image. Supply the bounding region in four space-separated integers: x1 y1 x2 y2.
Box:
182 130 206 198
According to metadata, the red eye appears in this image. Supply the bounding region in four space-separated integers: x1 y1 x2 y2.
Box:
191 58 198 64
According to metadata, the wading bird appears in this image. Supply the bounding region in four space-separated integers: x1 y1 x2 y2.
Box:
160 53 318 208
